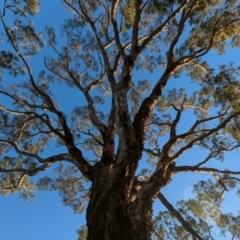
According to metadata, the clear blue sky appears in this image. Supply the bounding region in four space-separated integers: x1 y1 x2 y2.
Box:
0 1 240 240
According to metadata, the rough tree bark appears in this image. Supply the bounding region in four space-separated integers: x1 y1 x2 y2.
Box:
86 159 175 240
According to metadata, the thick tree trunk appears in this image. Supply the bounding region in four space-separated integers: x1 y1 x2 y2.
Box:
85 155 175 239
86 161 152 240
86 187 152 240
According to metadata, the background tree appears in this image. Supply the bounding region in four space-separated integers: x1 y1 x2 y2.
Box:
1 0 240 239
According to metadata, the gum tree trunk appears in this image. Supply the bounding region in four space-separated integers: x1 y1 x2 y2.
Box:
86 160 153 240
86 181 152 240
85 161 175 239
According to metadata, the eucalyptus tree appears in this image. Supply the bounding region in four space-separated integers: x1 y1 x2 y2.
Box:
1 0 240 239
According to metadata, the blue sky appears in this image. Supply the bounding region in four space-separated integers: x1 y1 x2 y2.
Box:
1 1 240 240
0 191 84 240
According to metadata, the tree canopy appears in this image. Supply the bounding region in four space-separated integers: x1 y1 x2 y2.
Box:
1 0 240 239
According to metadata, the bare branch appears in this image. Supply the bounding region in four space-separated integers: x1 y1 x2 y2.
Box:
157 192 203 240
0 162 52 176
110 0 125 56
170 112 240 161
131 0 141 56
175 166 240 176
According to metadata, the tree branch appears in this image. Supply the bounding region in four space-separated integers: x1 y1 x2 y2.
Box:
56 111 93 179
157 192 203 240
110 0 125 56
175 166 240 176
138 0 189 53
66 70 107 136
0 162 52 176
0 13 58 114
171 112 240 161
0 173 26 191
131 0 141 56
